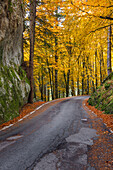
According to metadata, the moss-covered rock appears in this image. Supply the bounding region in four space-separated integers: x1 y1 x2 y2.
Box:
0 65 30 124
88 72 113 114
0 0 30 124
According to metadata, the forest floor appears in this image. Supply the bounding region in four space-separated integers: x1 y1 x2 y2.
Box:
84 99 113 132
83 99 113 169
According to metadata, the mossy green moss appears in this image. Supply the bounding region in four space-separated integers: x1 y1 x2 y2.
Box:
0 46 3 63
88 72 113 114
0 64 30 124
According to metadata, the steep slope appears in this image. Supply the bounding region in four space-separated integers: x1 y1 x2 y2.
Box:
88 72 113 114
0 0 30 123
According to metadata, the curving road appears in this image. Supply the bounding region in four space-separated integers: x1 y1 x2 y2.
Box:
0 96 95 170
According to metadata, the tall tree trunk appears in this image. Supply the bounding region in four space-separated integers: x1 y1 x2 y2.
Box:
92 80 95 93
82 58 85 95
47 59 54 100
49 68 54 100
66 70 70 97
87 75 89 94
62 91 65 98
48 87 50 101
100 48 103 85
44 84 46 102
41 73 43 101
107 25 112 75
102 50 107 80
28 0 36 103
86 56 89 95
95 49 98 89
71 76 75 96
52 67 55 100
77 57 80 95
55 37 58 99
59 90 60 98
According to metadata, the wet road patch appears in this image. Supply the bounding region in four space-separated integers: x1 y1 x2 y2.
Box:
6 134 23 141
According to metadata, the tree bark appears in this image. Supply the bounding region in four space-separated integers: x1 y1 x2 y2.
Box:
55 37 58 99
47 59 54 100
100 48 103 85
66 70 70 97
77 58 80 95
41 73 44 101
71 76 75 96
82 58 85 95
28 0 36 103
107 25 112 75
52 68 55 100
44 84 46 102
95 49 98 89
48 87 50 101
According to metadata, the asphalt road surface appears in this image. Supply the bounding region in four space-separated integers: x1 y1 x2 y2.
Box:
0 96 97 170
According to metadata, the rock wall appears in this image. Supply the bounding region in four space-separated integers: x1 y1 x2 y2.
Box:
0 0 30 123
0 0 23 66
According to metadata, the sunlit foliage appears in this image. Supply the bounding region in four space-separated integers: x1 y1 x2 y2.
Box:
23 0 113 101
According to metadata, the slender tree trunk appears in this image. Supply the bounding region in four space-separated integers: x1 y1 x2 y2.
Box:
100 48 103 85
102 50 107 80
52 67 55 100
91 57 95 93
44 84 46 102
86 56 89 95
95 49 98 89
63 72 67 95
48 88 50 101
77 58 80 95
62 91 65 98
49 68 54 100
55 37 58 99
59 90 60 98
66 70 70 97
41 74 43 101
107 25 112 75
47 59 54 100
92 80 95 93
87 75 89 94
82 58 85 95
28 0 36 103
77 78 80 95
63 71 70 97
71 76 75 96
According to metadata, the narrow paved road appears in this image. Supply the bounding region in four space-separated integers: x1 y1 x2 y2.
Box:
0 96 95 170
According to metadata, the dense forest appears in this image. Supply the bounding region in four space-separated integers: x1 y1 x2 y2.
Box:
23 0 113 102
0 0 113 123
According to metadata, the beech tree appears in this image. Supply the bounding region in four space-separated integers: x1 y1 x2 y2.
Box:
23 0 113 101
28 0 36 103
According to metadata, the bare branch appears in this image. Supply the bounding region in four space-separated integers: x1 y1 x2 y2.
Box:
81 3 113 9
71 1 113 20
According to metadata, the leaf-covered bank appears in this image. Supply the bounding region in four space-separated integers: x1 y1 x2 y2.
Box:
88 72 113 114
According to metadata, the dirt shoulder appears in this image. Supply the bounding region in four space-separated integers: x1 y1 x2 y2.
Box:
83 98 113 169
83 98 113 132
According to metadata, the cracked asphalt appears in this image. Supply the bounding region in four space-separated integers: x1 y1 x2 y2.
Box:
0 96 102 170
